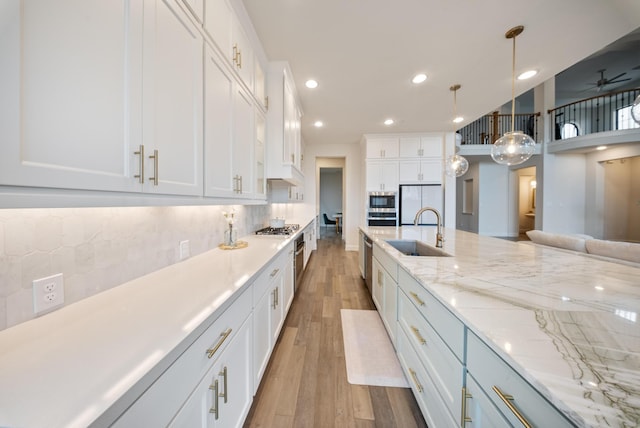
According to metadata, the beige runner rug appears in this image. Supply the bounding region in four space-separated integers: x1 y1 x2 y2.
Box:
340 309 409 388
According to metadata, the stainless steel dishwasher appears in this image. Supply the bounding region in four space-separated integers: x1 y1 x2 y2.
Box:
363 234 373 295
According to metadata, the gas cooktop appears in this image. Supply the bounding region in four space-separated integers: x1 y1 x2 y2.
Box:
255 224 300 236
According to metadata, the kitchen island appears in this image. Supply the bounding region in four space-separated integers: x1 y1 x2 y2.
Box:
0 217 314 428
362 226 639 427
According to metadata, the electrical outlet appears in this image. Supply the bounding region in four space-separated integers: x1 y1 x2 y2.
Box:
179 240 190 260
33 273 64 314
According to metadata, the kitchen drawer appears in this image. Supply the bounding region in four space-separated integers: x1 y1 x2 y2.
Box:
252 250 287 304
396 326 458 428
467 332 575 428
398 268 464 360
373 242 398 282
112 286 252 427
398 288 463 421
464 373 511 428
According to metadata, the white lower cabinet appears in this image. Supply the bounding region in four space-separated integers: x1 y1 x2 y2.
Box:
252 244 292 392
112 287 252 427
463 374 512 427
466 332 575 427
372 244 398 345
169 316 252 427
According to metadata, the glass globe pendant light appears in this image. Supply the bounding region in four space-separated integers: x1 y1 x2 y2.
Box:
631 93 640 125
491 26 536 166
445 84 469 177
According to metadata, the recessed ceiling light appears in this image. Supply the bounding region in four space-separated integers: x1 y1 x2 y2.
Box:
596 145 607 151
517 70 538 80
412 73 427 84
314 120 323 127
453 116 464 124
384 119 394 126
305 79 318 89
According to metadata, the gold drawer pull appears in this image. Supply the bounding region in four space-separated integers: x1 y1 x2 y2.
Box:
410 325 426 345
209 379 219 419
219 366 228 403
409 291 425 306
492 385 531 428
270 268 279 277
148 149 159 186
461 387 472 426
408 368 423 393
206 328 232 359
133 145 144 183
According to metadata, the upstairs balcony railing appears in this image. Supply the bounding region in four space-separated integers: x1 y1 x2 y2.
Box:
548 88 640 140
459 111 540 146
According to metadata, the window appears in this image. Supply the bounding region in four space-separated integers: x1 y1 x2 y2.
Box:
616 105 640 130
561 123 579 138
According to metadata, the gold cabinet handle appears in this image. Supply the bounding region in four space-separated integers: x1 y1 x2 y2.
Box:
209 379 219 419
206 328 232 359
270 268 280 277
148 149 159 185
408 368 423 393
410 325 426 345
409 291 425 306
219 366 228 403
461 387 472 426
237 50 242 68
272 289 277 309
133 145 144 183
492 386 531 428
232 44 238 65
377 269 383 287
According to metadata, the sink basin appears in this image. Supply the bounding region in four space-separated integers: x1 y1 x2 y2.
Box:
385 240 451 257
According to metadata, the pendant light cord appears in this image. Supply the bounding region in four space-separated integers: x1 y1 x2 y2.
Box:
511 34 516 134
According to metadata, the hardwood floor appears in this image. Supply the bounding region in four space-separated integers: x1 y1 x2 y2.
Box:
244 228 427 428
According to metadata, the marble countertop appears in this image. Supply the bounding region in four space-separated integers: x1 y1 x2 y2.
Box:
0 217 314 428
362 226 640 427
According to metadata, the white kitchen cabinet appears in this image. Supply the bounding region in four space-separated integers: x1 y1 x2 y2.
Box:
366 160 399 192
142 0 204 196
112 287 252 427
203 45 261 200
204 0 254 93
304 220 317 268
169 316 253 428
372 244 398 345
0 0 203 197
0 0 144 193
463 375 512 427
366 137 400 159
466 332 574 428
254 111 267 199
180 0 204 24
398 159 442 184
282 244 295 313
252 248 290 392
266 62 304 186
399 135 443 158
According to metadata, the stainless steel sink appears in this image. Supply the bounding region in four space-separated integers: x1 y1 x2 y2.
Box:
385 240 451 257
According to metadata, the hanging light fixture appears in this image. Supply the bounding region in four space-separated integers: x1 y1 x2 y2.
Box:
491 26 536 166
445 84 469 177
631 93 640 125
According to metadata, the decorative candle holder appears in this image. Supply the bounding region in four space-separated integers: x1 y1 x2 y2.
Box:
223 210 237 247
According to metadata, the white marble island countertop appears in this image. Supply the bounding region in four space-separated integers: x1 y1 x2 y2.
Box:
0 218 313 428
363 226 640 428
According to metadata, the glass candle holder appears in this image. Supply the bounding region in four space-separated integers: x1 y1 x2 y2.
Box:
224 223 237 247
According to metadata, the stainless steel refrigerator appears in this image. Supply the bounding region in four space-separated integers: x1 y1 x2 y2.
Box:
399 184 443 225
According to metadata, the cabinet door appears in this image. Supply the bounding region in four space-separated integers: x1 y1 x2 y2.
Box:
399 160 421 183
143 0 203 196
366 138 399 159
399 137 422 158
380 161 399 191
231 15 254 90
419 159 442 183
253 284 272 391
283 78 297 165
464 375 511 428
0 0 143 193
420 136 443 157
254 111 266 199
204 46 235 197
282 246 295 312
170 317 253 428
372 259 384 312
382 275 397 346
232 86 254 197
204 0 232 59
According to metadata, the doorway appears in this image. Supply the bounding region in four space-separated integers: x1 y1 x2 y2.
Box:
317 158 345 238
516 166 536 240
602 156 640 242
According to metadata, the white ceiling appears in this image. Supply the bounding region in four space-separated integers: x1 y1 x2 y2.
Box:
241 0 640 146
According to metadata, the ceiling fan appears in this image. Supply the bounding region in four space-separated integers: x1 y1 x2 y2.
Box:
587 69 631 91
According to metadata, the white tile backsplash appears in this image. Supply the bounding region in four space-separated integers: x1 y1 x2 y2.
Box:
0 204 273 331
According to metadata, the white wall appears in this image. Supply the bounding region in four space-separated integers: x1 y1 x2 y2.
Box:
477 162 511 236
0 204 274 331
303 142 362 251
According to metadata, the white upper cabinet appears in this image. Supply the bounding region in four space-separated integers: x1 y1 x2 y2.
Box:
398 159 442 184
266 62 304 186
204 0 254 93
180 0 204 24
366 137 400 159
0 0 203 197
142 0 204 196
399 135 443 158
0 0 144 193
366 161 399 192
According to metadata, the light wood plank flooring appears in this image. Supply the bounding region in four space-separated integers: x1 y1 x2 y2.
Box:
244 228 427 428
